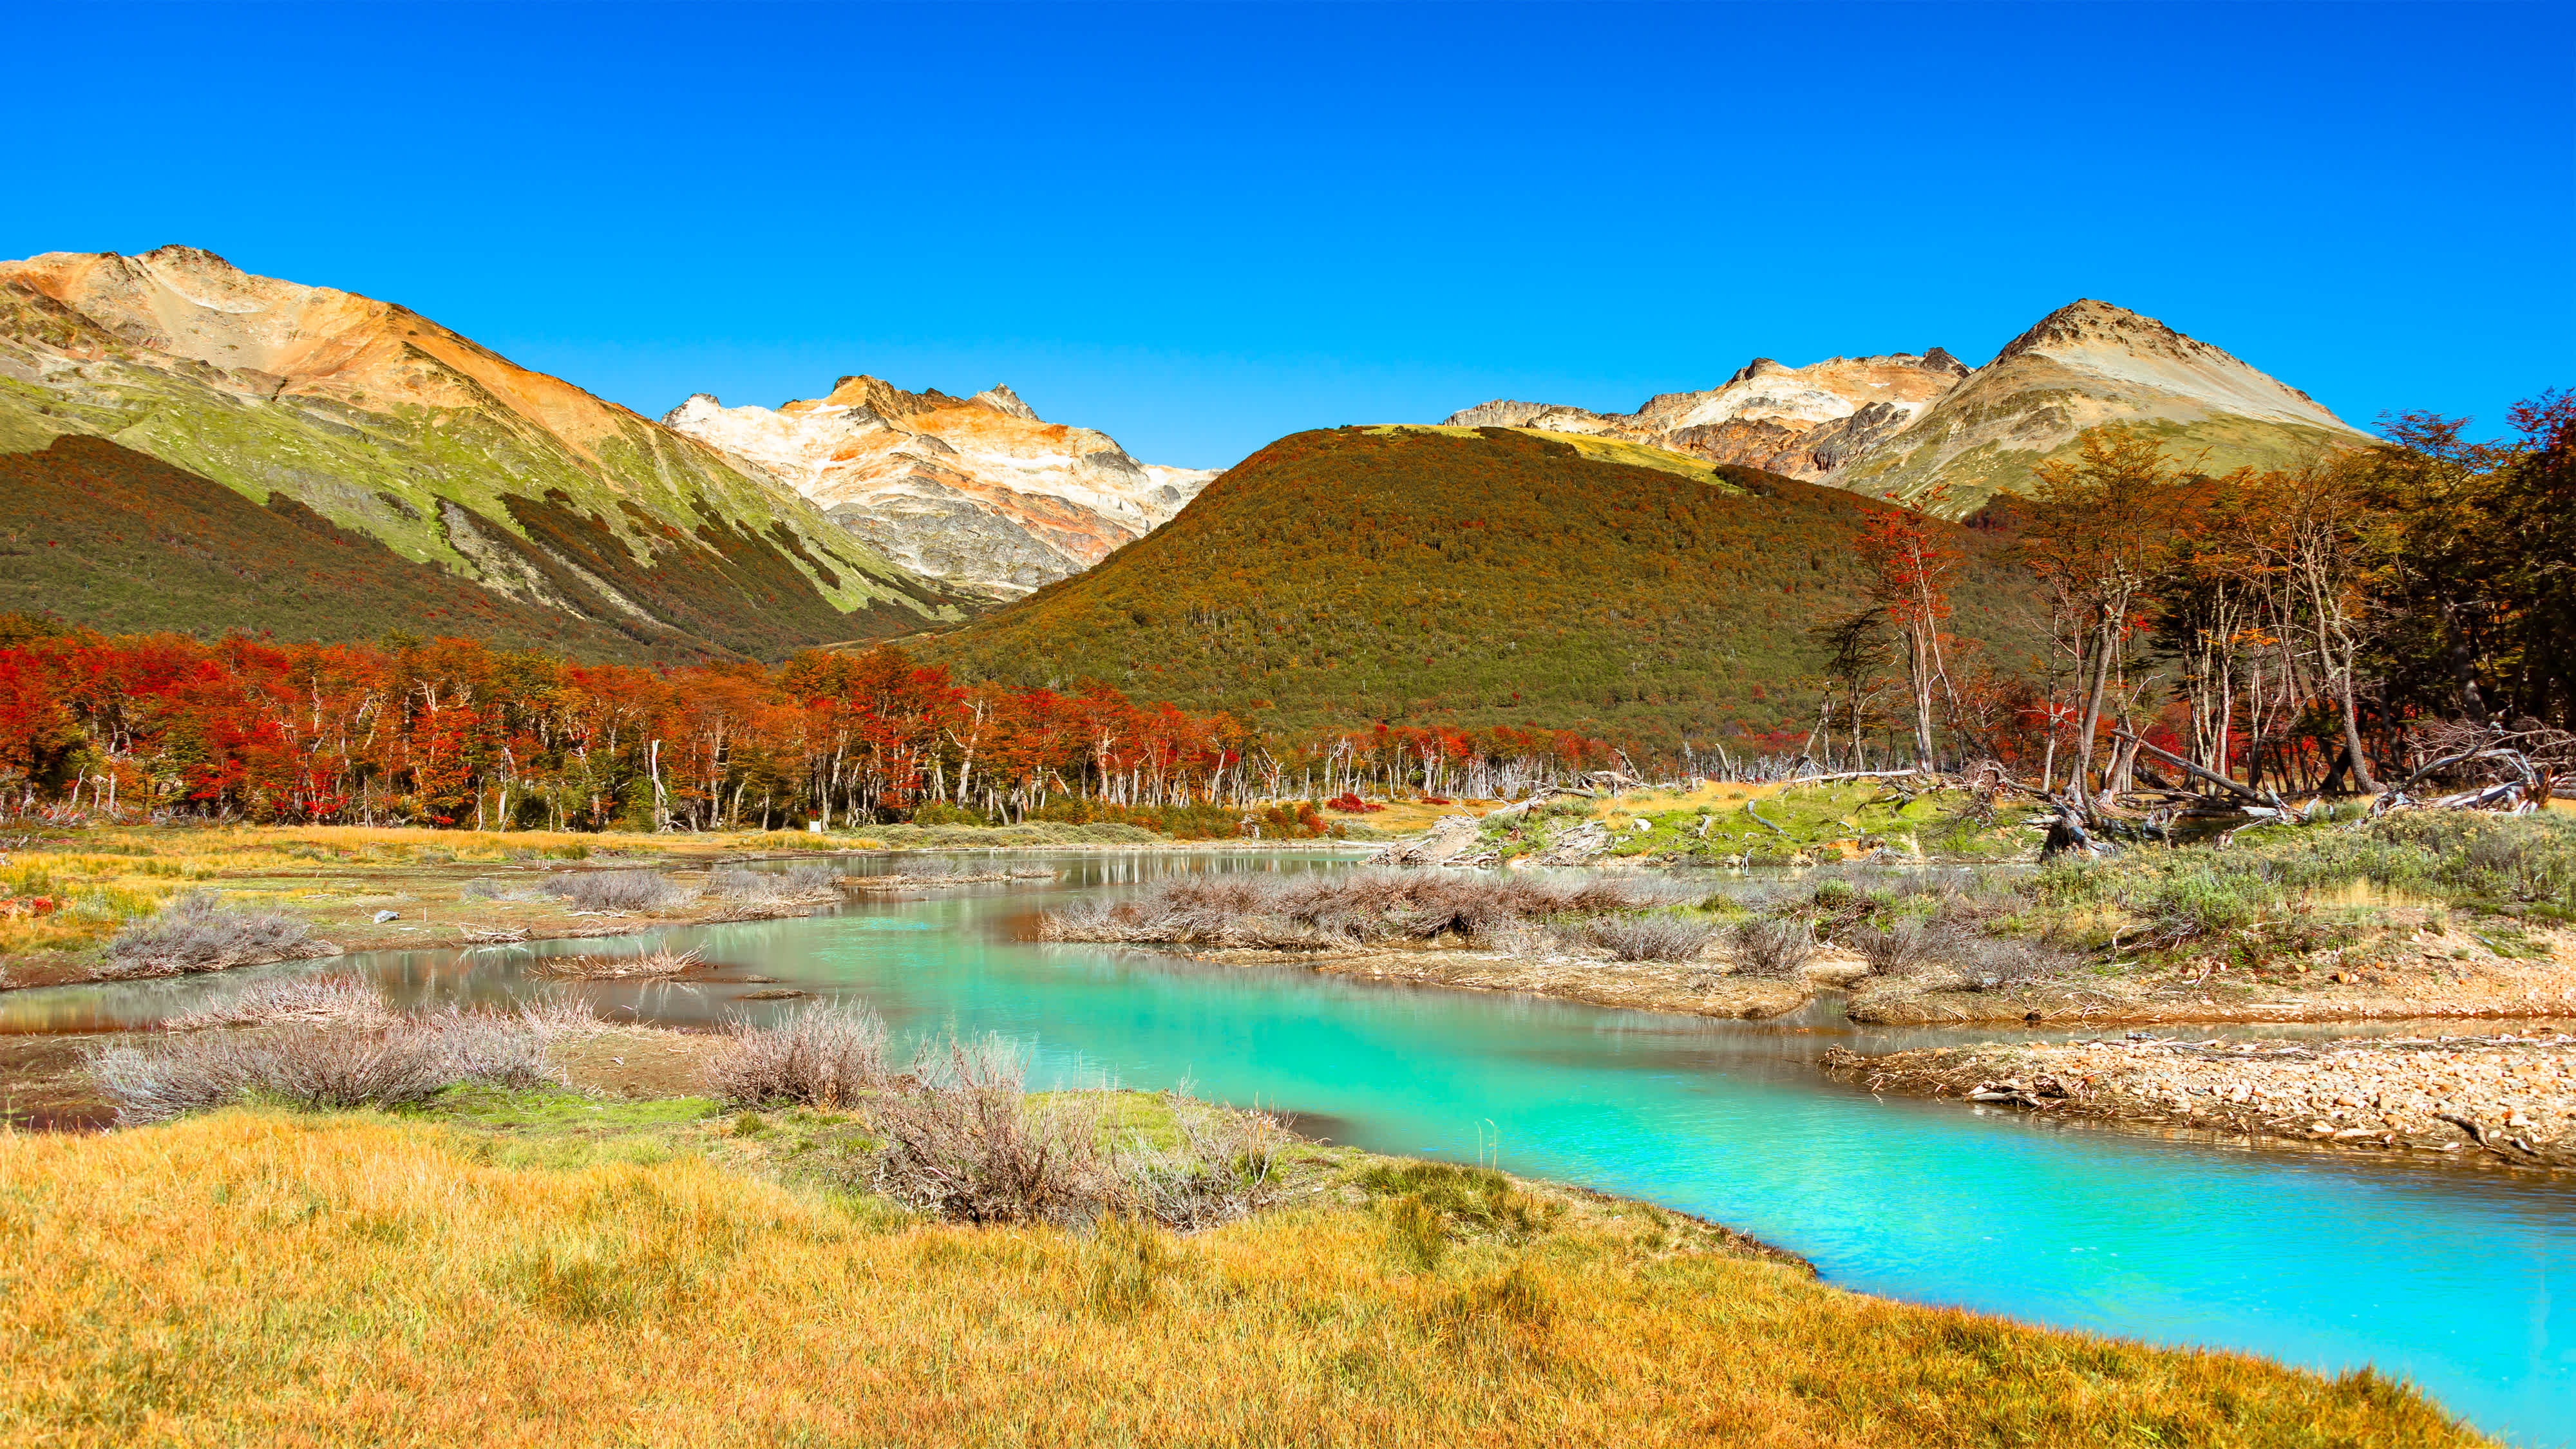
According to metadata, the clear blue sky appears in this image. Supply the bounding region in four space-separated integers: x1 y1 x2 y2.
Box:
13 2 2570 469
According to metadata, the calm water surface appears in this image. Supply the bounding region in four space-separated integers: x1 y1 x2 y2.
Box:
5 850 2570 1444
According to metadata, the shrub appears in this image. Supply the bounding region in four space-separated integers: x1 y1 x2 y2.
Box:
706 1001 890 1108
420 1007 564 1089
1108 1090 1287 1232
86 1012 562 1125
1852 919 1935 976
1941 933 2072 990
552 871 690 912
1325 793 1384 814
1728 917 1815 978
533 947 699 979
166 974 388 1030
907 801 989 827
860 1037 1110 1227
1044 869 1698 948
709 862 842 902
852 1039 1287 1231
1578 913 1715 961
104 892 316 978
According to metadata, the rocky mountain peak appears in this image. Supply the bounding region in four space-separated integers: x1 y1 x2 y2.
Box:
1994 298 2197 365
971 384 1039 422
662 372 1218 598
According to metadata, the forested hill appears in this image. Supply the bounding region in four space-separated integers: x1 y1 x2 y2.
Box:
910 426 2036 745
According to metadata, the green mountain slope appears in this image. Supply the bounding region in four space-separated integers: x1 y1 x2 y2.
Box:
911 426 2037 744
0 247 979 656
0 435 678 656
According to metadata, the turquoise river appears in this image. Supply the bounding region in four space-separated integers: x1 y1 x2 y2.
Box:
4 851 2569 1443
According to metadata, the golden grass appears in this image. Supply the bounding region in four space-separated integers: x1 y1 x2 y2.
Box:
0 1110 2481 1448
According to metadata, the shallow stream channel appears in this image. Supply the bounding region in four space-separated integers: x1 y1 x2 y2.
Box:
5 849 2571 1443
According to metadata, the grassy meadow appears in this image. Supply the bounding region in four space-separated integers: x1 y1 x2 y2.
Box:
0 1095 2483 1448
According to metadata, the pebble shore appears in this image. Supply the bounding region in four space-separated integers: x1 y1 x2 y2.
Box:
1830 1030 2576 1168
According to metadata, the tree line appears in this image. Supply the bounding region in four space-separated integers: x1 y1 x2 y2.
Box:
0 624 1630 831
1817 390 2575 802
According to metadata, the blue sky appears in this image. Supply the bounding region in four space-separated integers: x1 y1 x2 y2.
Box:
14 1 2570 468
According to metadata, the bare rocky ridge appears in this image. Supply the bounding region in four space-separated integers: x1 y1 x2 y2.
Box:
665 379 1220 598
1445 300 2375 515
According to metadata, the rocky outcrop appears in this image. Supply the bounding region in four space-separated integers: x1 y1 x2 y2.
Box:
1441 303 2374 516
665 379 1220 598
1446 352 1967 478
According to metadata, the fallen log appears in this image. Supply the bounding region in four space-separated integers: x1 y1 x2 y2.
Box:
2108 730 2286 813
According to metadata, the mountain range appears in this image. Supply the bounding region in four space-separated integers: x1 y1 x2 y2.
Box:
1445 300 2372 512
0 246 990 657
663 378 1214 598
3 249 2388 716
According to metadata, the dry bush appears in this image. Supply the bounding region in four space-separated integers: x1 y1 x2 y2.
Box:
781 861 843 894
419 1008 564 1090
710 863 843 902
1109 1092 1288 1231
460 878 546 902
1045 868 1687 948
1577 914 1716 962
707 1001 891 1108
861 1037 1110 1226
1852 919 1937 976
511 996 611 1037
533 947 700 980
105 893 316 977
86 1010 563 1126
552 871 691 913
859 1042 1285 1231
1939 934 2073 991
1728 917 1817 978
167 974 389 1031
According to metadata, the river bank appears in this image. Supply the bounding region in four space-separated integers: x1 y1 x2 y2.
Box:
0 1024 2485 1447
1826 1030 2576 1170
0 822 1370 993
1182 940 1835 1019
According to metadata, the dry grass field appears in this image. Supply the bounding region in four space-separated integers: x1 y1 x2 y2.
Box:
0 1105 2481 1448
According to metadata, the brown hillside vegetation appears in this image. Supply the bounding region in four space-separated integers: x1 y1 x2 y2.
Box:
0 435 961 660
914 426 2035 743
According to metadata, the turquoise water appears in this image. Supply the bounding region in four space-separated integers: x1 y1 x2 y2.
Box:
7 851 2570 1443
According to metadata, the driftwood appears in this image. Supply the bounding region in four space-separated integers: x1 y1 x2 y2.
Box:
2040 807 2104 860
456 925 531 944
2108 730 2287 813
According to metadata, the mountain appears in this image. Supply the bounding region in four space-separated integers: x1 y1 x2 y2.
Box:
664 379 1218 598
909 425 2034 744
1828 301 2374 507
1449 350 1971 479
1445 301 2373 514
0 246 975 657
0 434 678 657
